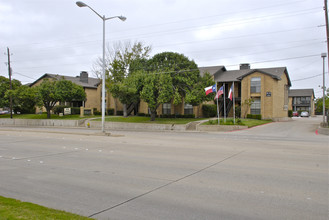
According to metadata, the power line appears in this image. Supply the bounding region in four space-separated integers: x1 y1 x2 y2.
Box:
8 6 321 50
9 25 322 63
225 54 320 67
13 72 37 80
291 73 324 82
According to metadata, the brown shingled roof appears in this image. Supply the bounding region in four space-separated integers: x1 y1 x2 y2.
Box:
288 89 314 97
29 73 100 89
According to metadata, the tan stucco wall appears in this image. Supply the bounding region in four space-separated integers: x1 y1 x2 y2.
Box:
84 87 99 110
241 72 289 119
288 97 293 111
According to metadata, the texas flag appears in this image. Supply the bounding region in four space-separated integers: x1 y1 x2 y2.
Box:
204 84 216 95
228 84 233 100
214 86 224 100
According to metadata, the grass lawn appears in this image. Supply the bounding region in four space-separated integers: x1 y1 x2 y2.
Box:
202 118 272 128
0 195 93 220
0 113 99 120
100 116 205 124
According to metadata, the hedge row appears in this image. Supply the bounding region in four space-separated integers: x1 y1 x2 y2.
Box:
136 113 195 118
53 106 80 115
246 114 262 120
202 104 217 118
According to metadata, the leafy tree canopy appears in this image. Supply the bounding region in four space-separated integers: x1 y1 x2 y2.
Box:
140 70 174 121
5 85 39 114
146 52 200 104
0 76 22 108
37 79 86 118
315 90 329 114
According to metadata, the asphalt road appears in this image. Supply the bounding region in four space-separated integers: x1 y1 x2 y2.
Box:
0 117 328 220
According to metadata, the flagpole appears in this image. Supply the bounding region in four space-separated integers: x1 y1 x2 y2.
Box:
216 83 220 125
233 82 235 124
223 84 226 123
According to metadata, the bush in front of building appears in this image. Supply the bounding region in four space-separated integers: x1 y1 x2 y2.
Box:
71 107 80 115
53 105 70 114
107 109 114 115
116 111 124 116
246 114 262 120
202 104 217 118
159 114 195 118
288 110 293 117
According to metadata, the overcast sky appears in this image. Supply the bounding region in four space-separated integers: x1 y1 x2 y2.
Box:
0 0 327 98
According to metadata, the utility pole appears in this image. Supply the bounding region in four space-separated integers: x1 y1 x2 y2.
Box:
322 53 327 125
325 0 329 77
7 47 13 119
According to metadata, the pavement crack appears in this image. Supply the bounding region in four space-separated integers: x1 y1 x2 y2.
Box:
4 150 79 161
88 150 245 218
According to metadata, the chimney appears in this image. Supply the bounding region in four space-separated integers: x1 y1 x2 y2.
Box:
240 63 250 70
80 71 88 83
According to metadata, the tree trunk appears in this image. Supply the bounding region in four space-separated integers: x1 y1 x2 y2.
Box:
123 104 127 117
150 109 156 121
114 98 118 115
46 108 51 119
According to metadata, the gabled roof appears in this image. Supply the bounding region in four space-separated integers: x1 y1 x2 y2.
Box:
289 89 314 98
214 67 292 86
199 66 226 77
29 73 100 89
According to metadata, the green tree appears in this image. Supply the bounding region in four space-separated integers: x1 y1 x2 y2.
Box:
185 72 215 106
242 98 254 118
315 90 329 114
147 52 200 105
103 41 152 115
109 72 144 117
0 76 21 108
140 71 173 121
140 52 213 120
36 79 86 119
5 85 39 114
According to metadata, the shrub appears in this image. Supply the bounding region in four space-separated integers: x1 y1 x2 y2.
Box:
107 109 114 115
116 111 123 116
288 110 293 117
71 107 80 115
202 104 217 118
253 114 262 120
94 110 101 115
137 113 146 116
53 105 70 114
246 114 262 120
159 114 195 118
235 106 241 118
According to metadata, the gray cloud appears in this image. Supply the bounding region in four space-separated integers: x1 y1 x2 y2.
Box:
0 0 326 97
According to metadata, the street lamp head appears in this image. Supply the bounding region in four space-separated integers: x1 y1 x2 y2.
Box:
118 16 127 21
76 1 88 7
321 53 327 58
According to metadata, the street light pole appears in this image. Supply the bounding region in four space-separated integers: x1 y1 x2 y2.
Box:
321 53 327 125
76 1 126 133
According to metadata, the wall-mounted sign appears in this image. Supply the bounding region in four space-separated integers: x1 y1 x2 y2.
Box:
266 92 271 97
64 108 71 115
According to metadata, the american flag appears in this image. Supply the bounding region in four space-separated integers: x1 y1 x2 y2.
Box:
214 86 224 100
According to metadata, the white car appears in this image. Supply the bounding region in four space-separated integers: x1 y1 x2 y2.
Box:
300 111 309 117
0 110 9 115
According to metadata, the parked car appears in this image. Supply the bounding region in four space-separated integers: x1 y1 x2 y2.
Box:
0 110 9 115
292 111 299 117
300 111 309 117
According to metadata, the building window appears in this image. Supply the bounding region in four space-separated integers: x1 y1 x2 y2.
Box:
250 98 261 114
184 104 193 115
162 103 171 115
293 97 311 105
250 77 261 93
